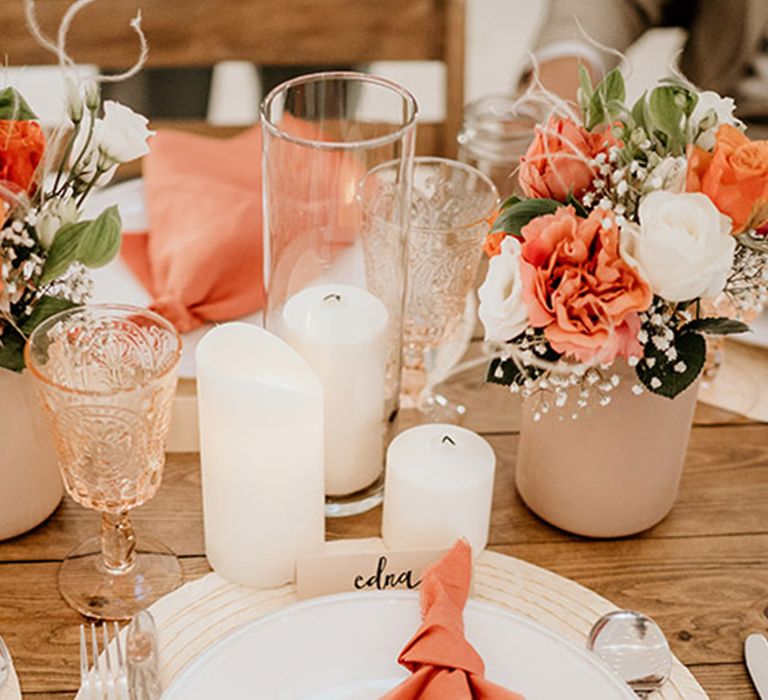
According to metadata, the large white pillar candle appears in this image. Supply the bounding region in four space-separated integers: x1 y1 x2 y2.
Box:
196 323 325 588
279 283 389 496
382 424 496 555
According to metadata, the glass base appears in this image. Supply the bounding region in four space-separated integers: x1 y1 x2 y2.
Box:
325 474 384 518
58 536 182 620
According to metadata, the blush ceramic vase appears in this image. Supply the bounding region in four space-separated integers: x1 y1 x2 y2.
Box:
0 369 63 540
515 362 700 538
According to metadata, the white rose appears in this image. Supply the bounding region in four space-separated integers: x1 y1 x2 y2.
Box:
620 191 735 302
642 156 687 194
478 236 529 342
690 90 744 150
37 198 79 249
93 101 154 164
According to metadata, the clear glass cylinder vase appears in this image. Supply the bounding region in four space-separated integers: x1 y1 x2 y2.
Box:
261 72 418 517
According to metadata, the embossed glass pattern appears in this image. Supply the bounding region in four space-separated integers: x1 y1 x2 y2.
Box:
397 158 499 412
25 304 182 620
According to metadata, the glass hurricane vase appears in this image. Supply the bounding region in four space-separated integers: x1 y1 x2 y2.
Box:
25 303 182 619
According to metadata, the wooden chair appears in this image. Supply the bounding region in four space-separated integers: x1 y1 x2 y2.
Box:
2 0 467 156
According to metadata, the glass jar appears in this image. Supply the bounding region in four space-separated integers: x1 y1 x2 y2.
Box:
457 94 539 199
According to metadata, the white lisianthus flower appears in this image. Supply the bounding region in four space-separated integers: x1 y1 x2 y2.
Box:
642 156 687 194
93 101 154 164
620 191 735 302
37 198 79 249
478 236 529 342
690 90 744 150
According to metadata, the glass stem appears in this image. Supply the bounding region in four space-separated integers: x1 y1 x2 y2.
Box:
401 342 430 409
100 512 137 574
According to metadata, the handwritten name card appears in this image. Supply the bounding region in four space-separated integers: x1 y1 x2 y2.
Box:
296 547 451 600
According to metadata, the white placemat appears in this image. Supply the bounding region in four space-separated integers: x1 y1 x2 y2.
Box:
76 539 707 699
0 657 21 700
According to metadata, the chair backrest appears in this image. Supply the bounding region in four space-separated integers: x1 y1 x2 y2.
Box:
2 0 466 155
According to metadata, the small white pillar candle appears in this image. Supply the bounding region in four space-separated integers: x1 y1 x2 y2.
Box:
382 424 496 555
279 283 389 496
196 323 325 588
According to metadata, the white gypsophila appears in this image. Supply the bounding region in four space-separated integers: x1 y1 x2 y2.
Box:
642 156 688 194
690 90 744 150
620 191 735 302
94 101 154 163
36 198 79 249
478 236 529 343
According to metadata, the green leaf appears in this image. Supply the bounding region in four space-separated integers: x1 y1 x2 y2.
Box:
636 331 706 399
648 86 685 147
630 92 649 131
565 192 589 217
40 222 84 283
599 68 626 105
0 87 37 120
500 195 522 211
21 296 78 334
40 206 122 283
577 64 593 115
0 328 26 372
486 357 522 386
77 206 122 268
681 317 751 336
491 198 560 235
586 68 626 130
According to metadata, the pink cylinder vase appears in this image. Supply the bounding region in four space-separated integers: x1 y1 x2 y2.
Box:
0 369 63 540
515 363 700 538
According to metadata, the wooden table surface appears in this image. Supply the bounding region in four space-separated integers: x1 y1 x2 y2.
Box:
1 337 766 698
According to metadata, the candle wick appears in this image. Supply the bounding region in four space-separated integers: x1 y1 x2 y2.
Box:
323 293 342 303
441 435 456 446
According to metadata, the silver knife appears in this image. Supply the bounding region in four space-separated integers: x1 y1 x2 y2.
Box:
127 610 163 700
745 633 768 699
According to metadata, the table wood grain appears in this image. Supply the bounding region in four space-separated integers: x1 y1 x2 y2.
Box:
1 342 766 698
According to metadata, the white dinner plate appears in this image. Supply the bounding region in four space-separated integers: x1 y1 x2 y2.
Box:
85 179 478 380
162 591 635 699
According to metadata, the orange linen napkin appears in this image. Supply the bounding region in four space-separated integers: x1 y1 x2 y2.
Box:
382 540 525 700
122 127 264 332
122 122 363 333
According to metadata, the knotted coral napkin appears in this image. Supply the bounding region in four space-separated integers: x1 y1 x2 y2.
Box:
122 127 264 332
122 122 361 333
382 540 525 700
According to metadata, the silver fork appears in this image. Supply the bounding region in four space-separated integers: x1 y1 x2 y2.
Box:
79 622 130 700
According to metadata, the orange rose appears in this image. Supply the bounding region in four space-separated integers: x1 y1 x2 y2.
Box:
0 120 45 198
518 117 620 202
686 124 768 234
519 207 652 364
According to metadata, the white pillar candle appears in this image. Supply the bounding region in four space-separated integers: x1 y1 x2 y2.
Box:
382 424 496 555
279 283 389 496
196 323 325 588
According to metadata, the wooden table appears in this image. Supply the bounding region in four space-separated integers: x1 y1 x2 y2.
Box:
1 337 767 698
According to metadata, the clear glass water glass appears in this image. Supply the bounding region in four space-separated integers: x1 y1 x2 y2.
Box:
261 71 417 517
25 303 182 620
397 157 499 418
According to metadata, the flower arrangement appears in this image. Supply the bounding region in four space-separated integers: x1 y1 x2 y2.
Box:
0 0 151 371
479 68 768 411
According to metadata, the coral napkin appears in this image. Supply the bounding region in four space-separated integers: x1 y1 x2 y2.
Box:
122 127 264 332
382 540 525 700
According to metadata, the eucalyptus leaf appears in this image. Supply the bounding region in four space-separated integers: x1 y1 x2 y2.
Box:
40 206 122 283
21 296 78 334
587 68 626 130
0 87 37 121
681 317 751 336
577 64 593 115
648 86 685 147
77 206 122 268
490 198 560 235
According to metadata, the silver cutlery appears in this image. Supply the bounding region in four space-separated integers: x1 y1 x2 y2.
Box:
79 622 130 700
126 610 163 700
0 635 10 690
745 633 768 699
587 610 672 697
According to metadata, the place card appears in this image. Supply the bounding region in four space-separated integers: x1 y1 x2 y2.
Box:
296 546 453 600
